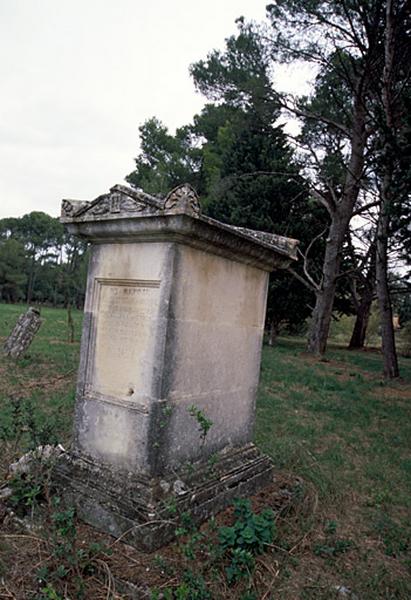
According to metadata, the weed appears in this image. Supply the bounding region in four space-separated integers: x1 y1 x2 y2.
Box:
160 404 173 428
206 452 219 476
9 472 44 513
32 497 111 598
151 570 211 599
225 547 255 584
8 451 56 517
373 513 410 557
0 396 64 455
324 519 337 535
153 554 175 576
187 405 213 442
218 498 275 583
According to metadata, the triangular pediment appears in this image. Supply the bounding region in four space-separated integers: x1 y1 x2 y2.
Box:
61 185 163 220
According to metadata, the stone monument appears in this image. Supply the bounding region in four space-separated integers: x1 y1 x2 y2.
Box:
4 307 42 359
54 183 298 551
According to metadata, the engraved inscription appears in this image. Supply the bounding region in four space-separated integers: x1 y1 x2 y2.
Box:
90 279 160 403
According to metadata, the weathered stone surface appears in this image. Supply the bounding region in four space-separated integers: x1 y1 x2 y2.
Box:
8 444 65 476
61 183 298 270
56 182 299 551
53 443 274 552
3 307 42 359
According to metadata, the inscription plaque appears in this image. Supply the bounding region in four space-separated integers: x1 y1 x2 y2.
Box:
89 278 161 403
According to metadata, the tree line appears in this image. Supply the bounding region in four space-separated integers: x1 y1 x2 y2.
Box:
0 212 87 308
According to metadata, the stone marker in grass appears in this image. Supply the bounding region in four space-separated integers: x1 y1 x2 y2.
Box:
55 183 298 551
3 307 42 359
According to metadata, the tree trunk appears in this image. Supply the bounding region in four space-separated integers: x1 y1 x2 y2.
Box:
267 320 279 346
376 203 399 378
348 246 376 350
67 304 74 343
307 94 367 355
349 297 373 349
26 255 36 304
307 211 352 354
375 0 399 379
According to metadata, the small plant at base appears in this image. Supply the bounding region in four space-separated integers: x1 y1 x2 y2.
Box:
187 405 213 443
160 404 173 429
225 548 255 584
206 452 219 476
218 498 275 583
37 583 64 600
151 570 211 600
324 519 337 535
9 472 44 513
35 497 111 598
153 554 175 577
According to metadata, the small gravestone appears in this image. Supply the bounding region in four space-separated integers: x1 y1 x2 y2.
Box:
54 183 299 551
3 307 42 359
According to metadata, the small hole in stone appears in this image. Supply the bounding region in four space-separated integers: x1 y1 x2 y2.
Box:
127 387 134 396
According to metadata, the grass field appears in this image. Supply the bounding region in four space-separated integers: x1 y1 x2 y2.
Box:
0 303 410 599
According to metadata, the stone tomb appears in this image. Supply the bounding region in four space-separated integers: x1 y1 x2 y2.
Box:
54 183 298 551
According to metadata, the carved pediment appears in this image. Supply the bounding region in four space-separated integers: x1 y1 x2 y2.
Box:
62 185 163 220
164 184 201 216
61 183 203 222
61 199 90 218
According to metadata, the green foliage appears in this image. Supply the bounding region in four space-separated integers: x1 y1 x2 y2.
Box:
0 239 27 302
0 396 63 450
0 213 87 307
34 497 111 598
219 498 275 554
373 513 410 558
2 306 411 596
218 498 275 583
126 117 202 195
9 471 44 511
151 570 211 600
187 405 213 442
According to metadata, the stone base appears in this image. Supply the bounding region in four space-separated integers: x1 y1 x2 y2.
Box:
52 443 274 552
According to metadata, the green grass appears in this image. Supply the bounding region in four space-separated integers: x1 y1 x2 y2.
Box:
256 337 411 598
0 303 81 473
1 304 410 598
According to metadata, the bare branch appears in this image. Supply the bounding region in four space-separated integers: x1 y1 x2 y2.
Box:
287 267 317 292
279 97 352 138
352 200 380 216
296 227 327 291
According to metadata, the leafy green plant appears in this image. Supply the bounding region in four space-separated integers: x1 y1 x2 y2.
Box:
8 451 56 517
187 405 213 442
37 583 64 600
225 547 255 584
219 498 275 554
34 498 111 598
218 498 275 583
160 404 173 428
0 396 61 450
9 472 44 512
324 520 337 535
151 570 211 600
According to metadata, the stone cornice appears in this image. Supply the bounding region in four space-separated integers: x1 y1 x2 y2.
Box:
61 183 298 271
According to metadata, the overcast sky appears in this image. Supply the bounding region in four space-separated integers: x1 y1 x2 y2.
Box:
0 0 312 219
